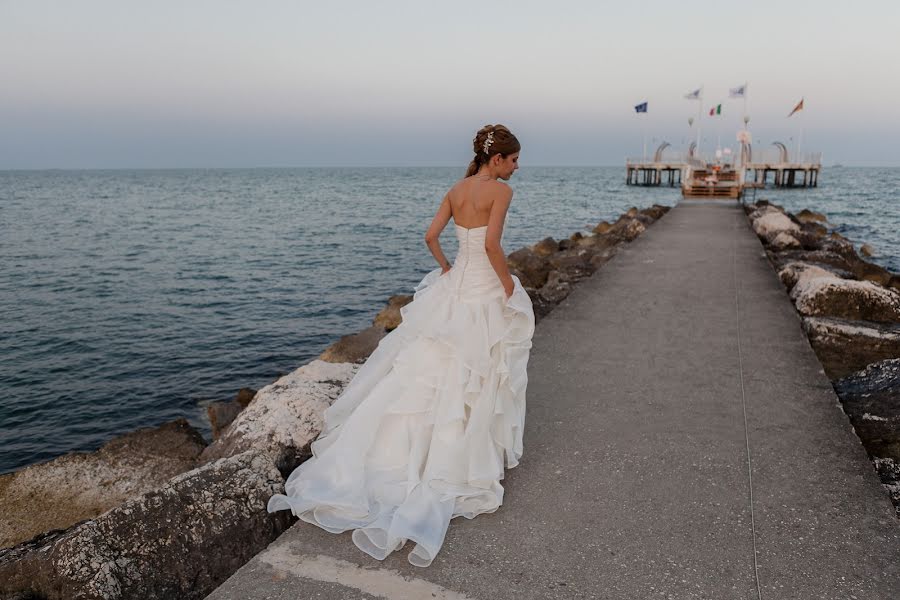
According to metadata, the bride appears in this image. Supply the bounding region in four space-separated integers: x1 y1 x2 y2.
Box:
267 124 535 567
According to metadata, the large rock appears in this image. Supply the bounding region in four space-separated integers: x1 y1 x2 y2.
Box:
639 204 670 221
802 317 900 379
608 217 646 242
537 270 572 305
207 388 257 440
199 360 358 476
531 236 559 257
770 231 801 250
796 208 828 224
752 211 800 239
507 247 551 288
777 262 837 292
0 419 206 550
319 325 386 363
771 250 858 279
833 359 900 517
0 450 292 600
784 265 900 323
593 220 613 235
372 294 413 331
547 248 596 283
833 359 900 462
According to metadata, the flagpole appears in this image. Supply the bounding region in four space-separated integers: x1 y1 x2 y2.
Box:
743 83 748 130
697 86 703 158
643 114 647 161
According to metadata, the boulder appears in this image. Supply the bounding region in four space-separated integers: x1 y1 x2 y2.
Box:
372 294 413 331
770 232 801 250
0 450 292 600
860 243 875 257
199 360 358 476
0 419 206 550
802 317 900 379
752 212 800 239
800 220 828 238
207 400 244 440
609 217 646 242
790 274 900 323
206 388 258 440
547 248 595 282
576 233 619 252
777 262 836 292
748 204 785 221
593 220 613 235
833 359 900 462
319 325 386 363
538 270 572 304
507 247 551 288
634 214 656 227
770 250 858 278
639 204 670 221
531 237 559 257
852 260 894 288
796 208 828 224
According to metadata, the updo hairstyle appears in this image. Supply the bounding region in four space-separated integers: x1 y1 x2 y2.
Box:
465 124 520 177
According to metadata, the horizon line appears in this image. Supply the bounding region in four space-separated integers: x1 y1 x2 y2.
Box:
0 163 885 172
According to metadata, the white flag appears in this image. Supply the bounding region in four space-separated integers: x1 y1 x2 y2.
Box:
729 84 747 98
684 88 702 100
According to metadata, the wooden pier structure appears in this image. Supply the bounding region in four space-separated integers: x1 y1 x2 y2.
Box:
625 142 822 195
744 144 821 188
625 161 683 186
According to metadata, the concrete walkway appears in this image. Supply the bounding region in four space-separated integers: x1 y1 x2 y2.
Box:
206 203 900 600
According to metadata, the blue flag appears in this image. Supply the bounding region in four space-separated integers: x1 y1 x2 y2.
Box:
634 102 648 113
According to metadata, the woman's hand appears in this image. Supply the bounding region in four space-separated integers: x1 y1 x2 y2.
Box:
440 264 451 276
503 279 514 299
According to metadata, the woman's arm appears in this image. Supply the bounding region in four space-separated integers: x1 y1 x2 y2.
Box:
425 193 453 273
484 186 515 298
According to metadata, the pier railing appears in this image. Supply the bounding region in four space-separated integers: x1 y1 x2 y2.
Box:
745 149 822 166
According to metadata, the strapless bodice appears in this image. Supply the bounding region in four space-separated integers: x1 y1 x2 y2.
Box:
450 224 500 297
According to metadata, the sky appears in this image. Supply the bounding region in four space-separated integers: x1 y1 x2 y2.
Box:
2 0 899 168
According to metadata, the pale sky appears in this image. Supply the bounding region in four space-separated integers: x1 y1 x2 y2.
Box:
2 0 898 168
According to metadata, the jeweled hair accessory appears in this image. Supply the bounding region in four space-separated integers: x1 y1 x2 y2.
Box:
482 131 495 155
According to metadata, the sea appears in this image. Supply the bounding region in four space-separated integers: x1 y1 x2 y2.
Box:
1 166 898 475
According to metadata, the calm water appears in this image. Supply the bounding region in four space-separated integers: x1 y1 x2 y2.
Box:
1 167 897 474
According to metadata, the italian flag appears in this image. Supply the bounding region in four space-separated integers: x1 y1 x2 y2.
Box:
709 104 722 116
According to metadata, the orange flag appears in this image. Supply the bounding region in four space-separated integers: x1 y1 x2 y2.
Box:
788 98 804 117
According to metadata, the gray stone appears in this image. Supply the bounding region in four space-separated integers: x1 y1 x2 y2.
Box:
319 325 386 363
531 237 558 257
372 294 413 331
199 360 358 476
0 450 293 600
802 316 900 379
791 273 900 323
506 247 551 289
0 419 206 550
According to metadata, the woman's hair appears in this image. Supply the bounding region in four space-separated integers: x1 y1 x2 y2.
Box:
465 124 520 177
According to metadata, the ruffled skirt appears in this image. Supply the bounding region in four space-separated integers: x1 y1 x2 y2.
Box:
266 266 535 567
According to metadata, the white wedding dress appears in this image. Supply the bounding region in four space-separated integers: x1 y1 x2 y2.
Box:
266 223 535 567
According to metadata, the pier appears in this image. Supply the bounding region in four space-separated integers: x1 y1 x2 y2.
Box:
625 144 822 192
206 203 900 600
625 160 683 186
744 146 822 188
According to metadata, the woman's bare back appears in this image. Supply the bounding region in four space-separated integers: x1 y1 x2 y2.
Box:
447 177 509 229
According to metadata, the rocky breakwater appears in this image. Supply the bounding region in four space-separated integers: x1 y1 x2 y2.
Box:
744 201 900 516
0 203 670 599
